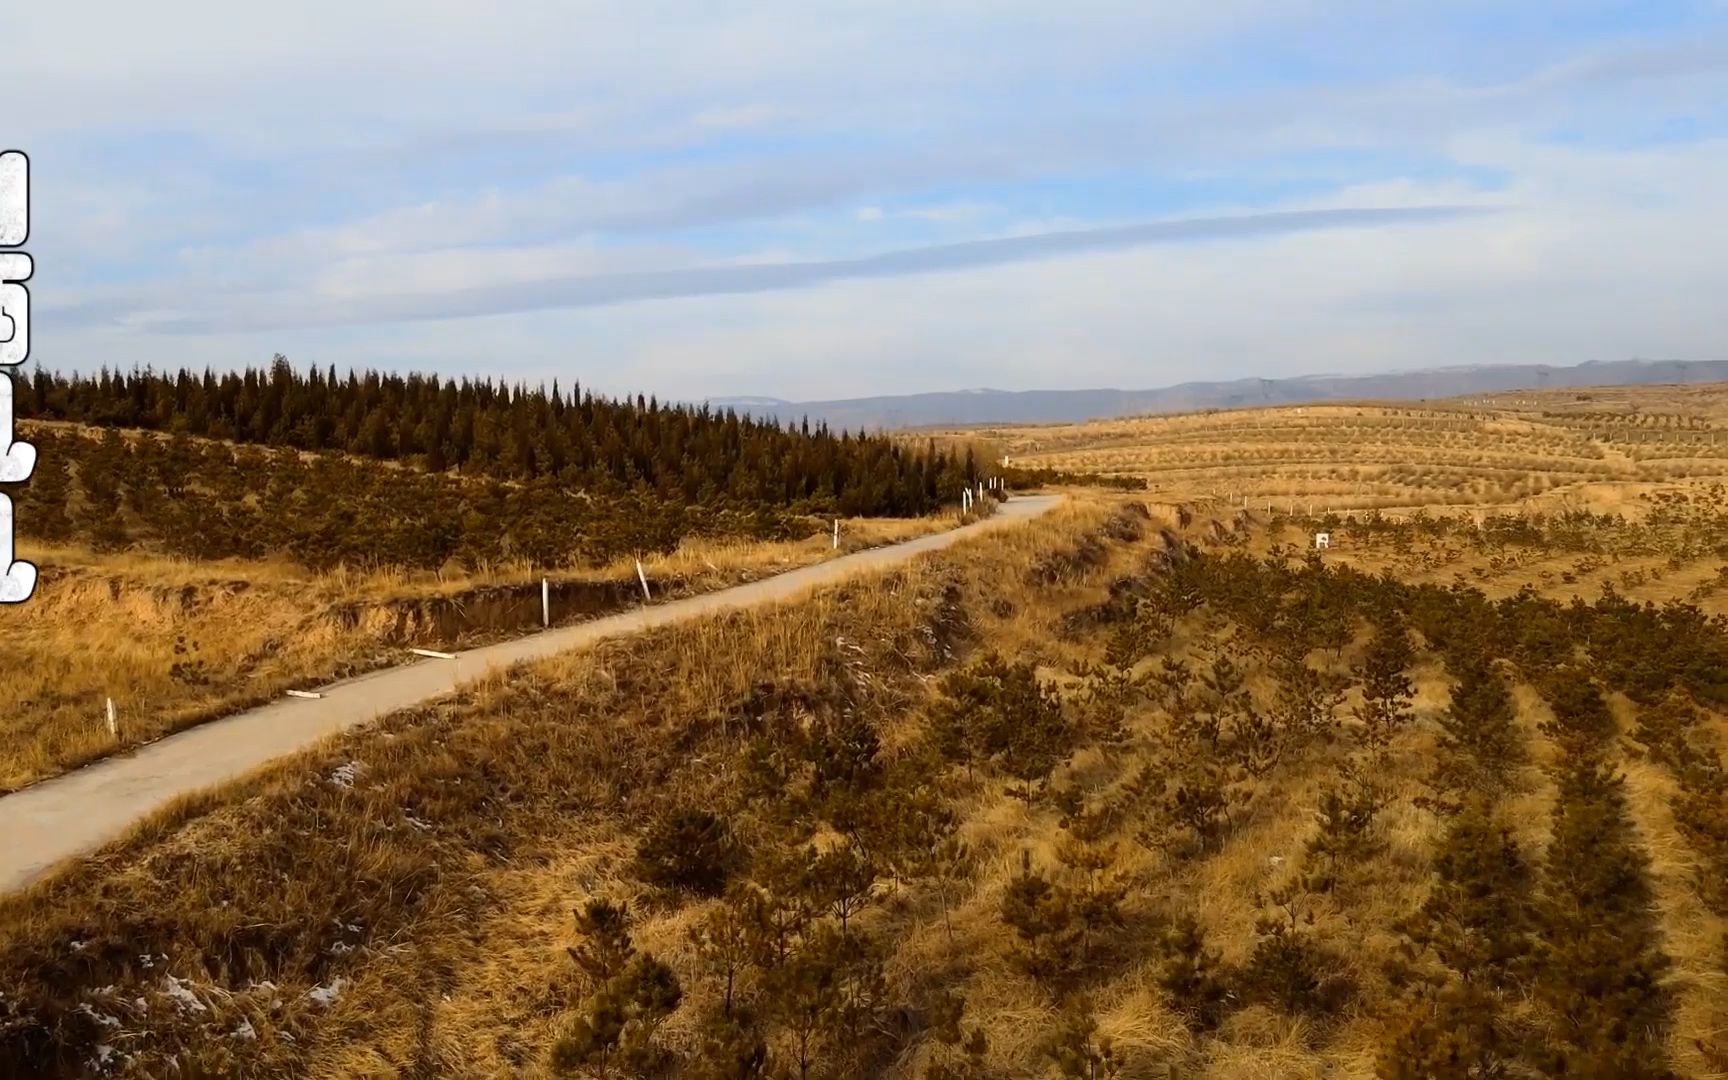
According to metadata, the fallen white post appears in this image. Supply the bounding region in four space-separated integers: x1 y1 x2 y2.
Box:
409 647 457 660
286 689 324 700
542 577 550 627
636 559 652 602
106 698 117 738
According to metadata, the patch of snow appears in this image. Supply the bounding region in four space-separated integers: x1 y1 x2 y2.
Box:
328 761 367 789
231 1019 258 1041
306 977 346 1007
163 975 208 1014
76 1003 121 1029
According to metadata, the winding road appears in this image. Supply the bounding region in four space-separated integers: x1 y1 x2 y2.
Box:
0 495 1060 893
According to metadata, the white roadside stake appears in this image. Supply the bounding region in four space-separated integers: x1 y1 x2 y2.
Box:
636 559 652 602
106 697 117 738
286 689 323 700
542 577 550 627
833 519 839 550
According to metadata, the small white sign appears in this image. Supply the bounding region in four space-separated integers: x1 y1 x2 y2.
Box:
1314 532 1331 550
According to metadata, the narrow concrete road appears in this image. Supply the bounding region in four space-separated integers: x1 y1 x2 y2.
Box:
0 495 1059 893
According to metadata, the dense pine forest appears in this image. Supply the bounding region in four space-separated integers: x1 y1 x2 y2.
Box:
13 359 992 568
15 358 978 509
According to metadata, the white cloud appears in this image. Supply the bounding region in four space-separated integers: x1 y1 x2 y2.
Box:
17 3 1728 399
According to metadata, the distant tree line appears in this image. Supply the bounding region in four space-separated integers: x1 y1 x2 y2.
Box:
999 464 1147 492
15 357 982 515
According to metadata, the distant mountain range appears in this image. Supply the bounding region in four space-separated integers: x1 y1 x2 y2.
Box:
705 359 1728 431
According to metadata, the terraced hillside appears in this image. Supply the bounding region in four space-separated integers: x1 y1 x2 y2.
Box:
970 383 1728 513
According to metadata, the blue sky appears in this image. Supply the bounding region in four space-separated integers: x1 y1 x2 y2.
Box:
11 1 1728 400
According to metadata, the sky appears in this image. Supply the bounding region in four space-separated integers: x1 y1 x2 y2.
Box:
10 1 1728 401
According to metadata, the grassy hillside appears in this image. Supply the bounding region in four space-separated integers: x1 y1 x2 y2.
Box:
5 495 1726 1077
0 513 947 793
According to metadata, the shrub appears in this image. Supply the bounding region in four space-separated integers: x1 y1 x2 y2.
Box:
930 654 1076 782
552 954 683 1078
1154 914 1233 1031
1532 760 1675 1076
568 899 636 988
635 808 746 897
1354 612 1416 750
1431 657 1522 796
1375 978 1519 1080
1398 800 1536 988
1302 766 1390 893
999 849 1123 988
554 902 683 1077
923 990 990 1080
1239 885 1354 1017
1038 997 1123 1080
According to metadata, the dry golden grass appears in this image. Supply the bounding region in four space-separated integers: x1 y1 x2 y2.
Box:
959 381 1728 518
0 514 948 793
0 495 1136 1075
4 493 1727 1078
1253 485 1728 616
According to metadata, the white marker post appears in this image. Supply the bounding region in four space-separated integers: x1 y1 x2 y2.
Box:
832 519 839 550
636 559 652 602
541 577 550 627
105 697 117 739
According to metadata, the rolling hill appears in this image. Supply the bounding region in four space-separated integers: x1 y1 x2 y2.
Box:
708 358 1728 430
